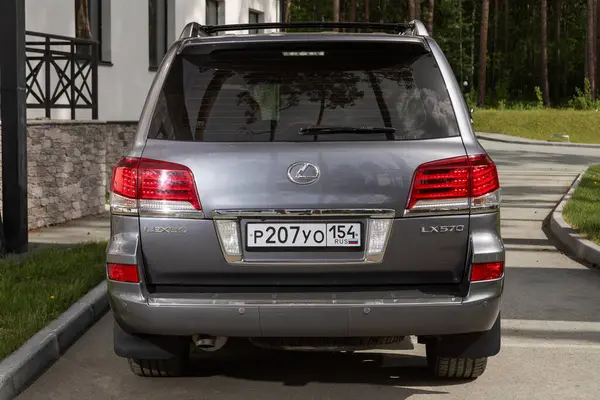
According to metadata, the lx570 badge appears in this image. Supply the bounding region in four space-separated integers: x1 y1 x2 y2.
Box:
421 225 465 233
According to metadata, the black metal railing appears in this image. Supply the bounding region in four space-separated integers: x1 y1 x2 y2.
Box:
25 31 99 120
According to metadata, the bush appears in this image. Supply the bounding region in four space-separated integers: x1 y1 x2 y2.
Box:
568 79 600 110
535 86 544 109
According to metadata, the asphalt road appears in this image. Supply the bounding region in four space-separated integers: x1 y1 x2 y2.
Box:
19 139 600 400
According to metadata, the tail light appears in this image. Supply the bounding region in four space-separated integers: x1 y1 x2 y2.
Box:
471 261 504 281
405 154 500 216
110 157 203 218
107 263 140 283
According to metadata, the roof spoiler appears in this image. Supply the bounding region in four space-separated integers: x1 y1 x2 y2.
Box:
179 20 431 40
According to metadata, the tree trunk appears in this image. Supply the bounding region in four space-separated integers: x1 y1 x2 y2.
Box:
554 0 562 104
541 0 550 106
478 0 490 106
492 0 498 94
471 4 476 91
587 0 596 98
459 0 463 84
365 0 370 21
428 0 434 33
529 0 535 81
285 0 292 22
333 0 340 23
415 0 421 20
75 0 92 39
409 0 416 20
594 0 600 97
504 0 509 55
349 0 357 21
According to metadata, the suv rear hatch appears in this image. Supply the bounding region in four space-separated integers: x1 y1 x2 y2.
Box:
112 38 497 287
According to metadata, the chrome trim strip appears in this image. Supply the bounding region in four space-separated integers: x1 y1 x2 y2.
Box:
211 209 395 265
212 209 396 219
403 207 499 217
139 210 206 219
470 205 501 214
403 208 471 217
216 257 387 266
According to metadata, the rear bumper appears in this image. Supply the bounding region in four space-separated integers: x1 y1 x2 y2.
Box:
108 278 503 337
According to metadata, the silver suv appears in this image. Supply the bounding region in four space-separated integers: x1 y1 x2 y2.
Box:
107 21 504 379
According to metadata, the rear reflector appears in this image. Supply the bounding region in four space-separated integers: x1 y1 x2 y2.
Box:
405 154 500 216
470 262 504 282
107 263 140 283
110 157 203 218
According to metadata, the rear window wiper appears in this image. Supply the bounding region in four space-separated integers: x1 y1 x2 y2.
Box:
298 126 396 135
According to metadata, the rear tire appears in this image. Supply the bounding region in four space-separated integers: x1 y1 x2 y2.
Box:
426 345 488 379
128 357 187 377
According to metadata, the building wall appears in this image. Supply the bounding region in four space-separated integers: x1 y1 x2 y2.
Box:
0 122 136 230
26 0 75 37
25 0 280 122
97 0 156 122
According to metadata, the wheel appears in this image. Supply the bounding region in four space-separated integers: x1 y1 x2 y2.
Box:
128 357 187 377
426 345 488 379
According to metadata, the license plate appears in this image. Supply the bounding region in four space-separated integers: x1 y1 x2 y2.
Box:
246 222 362 248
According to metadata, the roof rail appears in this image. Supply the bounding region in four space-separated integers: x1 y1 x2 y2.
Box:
406 20 430 36
179 22 212 39
178 21 431 39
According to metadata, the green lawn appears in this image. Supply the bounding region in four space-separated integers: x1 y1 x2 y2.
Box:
473 109 600 144
563 165 600 245
0 242 107 359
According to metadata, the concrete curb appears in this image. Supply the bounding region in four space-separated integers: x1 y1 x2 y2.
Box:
550 170 600 268
0 281 108 400
476 132 600 149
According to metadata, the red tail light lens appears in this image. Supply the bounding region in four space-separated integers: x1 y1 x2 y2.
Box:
469 155 500 197
107 263 140 283
408 156 470 209
111 157 140 199
471 261 504 281
110 157 202 214
406 154 500 213
137 159 201 210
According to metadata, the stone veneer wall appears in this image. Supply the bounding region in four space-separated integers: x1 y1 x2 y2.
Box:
0 121 136 229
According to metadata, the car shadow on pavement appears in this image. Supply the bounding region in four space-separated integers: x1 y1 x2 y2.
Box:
184 342 465 395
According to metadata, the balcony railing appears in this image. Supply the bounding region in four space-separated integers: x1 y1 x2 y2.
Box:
25 31 99 120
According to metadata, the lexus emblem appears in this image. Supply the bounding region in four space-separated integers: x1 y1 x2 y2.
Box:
287 162 320 185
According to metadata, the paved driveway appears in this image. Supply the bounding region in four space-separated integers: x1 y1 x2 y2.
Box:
18 140 600 400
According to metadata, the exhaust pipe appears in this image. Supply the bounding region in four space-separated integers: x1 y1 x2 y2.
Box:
192 334 228 351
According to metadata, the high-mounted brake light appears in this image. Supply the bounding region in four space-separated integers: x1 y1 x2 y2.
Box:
405 154 500 216
470 261 504 282
110 157 203 218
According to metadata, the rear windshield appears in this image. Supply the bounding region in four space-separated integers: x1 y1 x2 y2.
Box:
148 41 460 142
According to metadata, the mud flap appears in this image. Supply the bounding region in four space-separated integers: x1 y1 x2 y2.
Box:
113 318 189 360
430 313 501 359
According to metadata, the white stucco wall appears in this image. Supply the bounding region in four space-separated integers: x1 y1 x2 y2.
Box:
25 0 281 122
97 0 156 122
26 0 75 37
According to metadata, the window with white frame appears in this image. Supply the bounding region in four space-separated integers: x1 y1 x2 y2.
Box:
149 0 168 70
